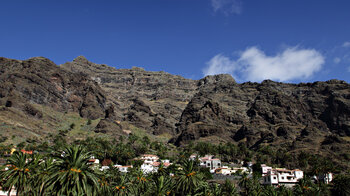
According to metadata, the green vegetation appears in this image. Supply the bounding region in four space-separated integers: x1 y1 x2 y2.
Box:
0 136 349 195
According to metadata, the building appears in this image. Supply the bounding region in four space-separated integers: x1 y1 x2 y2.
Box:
198 155 222 173
232 167 251 174
139 154 159 163
215 166 251 175
313 173 333 184
189 154 222 173
0 187 16 196
137 154 171 174
261 164 273 176
114 165 133 173
88 156 100 165
215 166 234 175
262 167 304 187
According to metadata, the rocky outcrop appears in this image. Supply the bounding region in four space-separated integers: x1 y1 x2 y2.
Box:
0 57 107 120
174 78 350 154
61 56 198 135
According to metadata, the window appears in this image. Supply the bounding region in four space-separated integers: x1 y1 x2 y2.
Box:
273 177 277 179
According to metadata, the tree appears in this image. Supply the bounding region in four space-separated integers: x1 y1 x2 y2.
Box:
0 151 35 195
238 173 250 195
45 145 100 196
175 160 203 195
26 155 56 195
221 179 238 196
332 174 350 196
149 175 173 196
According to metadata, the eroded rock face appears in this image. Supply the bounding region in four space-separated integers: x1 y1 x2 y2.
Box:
174 78 350 153
61 56 198 135
0 57 107 120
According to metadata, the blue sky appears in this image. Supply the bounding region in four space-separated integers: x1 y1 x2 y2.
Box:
1 0 350 83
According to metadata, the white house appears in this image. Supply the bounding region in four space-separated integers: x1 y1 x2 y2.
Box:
192 155 222 173
114 165 133 173
215 166 234 175
0 187 16 196
262 167 304 187
232 167 251 174
141 162 158 174
215 166 251 175
100 166 110 171
313 173 333 184
261 164 273 176
139 154 159 163
137 154 171 174
88 156 100 165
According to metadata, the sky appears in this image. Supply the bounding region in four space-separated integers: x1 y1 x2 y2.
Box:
1 0 350 83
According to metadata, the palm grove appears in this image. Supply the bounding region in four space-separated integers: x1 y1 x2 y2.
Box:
0 134 350 195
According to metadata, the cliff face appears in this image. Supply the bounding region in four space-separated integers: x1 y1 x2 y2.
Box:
0 57 107 120
61 56 198 135
173 76 350 166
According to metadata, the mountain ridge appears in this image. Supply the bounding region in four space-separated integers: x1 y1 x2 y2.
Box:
1 56 349 169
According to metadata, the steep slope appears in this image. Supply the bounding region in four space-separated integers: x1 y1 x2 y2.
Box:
173 75 350 167
0 57 107 119
61 56 198 135
0 57 124 143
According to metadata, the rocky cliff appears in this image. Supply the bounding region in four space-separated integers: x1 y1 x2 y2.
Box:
61 56 198 135
0 57 107 120
173 75 350 167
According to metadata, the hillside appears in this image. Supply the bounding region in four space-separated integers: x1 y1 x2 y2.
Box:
0 56 349 169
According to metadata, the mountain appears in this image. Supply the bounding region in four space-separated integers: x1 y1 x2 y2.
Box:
0 57 124 141
0 56 349 168
61 56 198 135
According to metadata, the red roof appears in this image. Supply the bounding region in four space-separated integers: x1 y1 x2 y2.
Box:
20 149 33 154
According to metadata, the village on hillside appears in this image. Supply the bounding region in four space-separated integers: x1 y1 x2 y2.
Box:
0 146 336 195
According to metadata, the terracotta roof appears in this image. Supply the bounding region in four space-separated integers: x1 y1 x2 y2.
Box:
152 162 160 166
20 149 33 154
163 162 171 167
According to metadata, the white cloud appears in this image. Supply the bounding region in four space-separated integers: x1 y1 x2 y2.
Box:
203 54 237 75
203 46 325 82
343 41 350 47
334 57 341 64
211 0 242 15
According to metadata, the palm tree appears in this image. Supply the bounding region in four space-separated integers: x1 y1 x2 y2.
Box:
45 145 100 196
331 174 350 196
149 175 174 196
0 151 34 195
293 176 314 195
221 179 238 196
175 160 203 195
26 155 56 195
193 181 211 196
239 173 251 195
111 174 132 196
209 183 223 196
262 185 278 196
